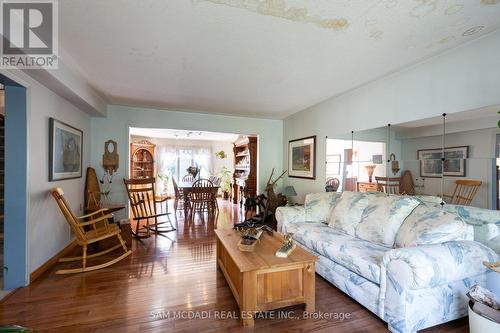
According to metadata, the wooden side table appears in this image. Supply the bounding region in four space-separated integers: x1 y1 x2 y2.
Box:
357 181 381 192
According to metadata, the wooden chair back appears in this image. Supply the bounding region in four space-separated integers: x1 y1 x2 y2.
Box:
172 177 182 198
182 174 194 182
209 176 221 186
375 176 401 195
325 177 340 191
50 188 87 243
123 177 159 220
446 179 482 206
191 179 214 202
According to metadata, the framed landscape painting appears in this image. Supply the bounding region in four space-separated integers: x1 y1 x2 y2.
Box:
418 146 468 178
49 118 83 181
288 136 316 179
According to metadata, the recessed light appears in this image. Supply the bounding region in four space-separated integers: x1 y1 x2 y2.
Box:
462 26 484 36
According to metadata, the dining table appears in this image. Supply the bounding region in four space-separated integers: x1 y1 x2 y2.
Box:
177 181 220 216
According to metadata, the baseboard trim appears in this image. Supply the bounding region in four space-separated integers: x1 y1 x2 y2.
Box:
29 239 77 283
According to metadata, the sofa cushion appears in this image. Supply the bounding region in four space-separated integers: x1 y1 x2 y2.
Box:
354 195 420 247
282 221 388 284
304 192 341 223
395 205 471 248
412 195 443 206
328 191 384 236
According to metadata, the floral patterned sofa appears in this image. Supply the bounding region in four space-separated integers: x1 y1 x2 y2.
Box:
276 191 499 333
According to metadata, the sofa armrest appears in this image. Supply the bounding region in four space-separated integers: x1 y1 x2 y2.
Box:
381 241 498 290
275 206 306 232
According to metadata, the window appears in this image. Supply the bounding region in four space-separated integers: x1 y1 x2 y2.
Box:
156 145 212 194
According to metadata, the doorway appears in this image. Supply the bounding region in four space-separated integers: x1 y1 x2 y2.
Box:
0 74 28 290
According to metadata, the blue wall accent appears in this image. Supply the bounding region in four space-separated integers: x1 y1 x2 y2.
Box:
3 83 28 289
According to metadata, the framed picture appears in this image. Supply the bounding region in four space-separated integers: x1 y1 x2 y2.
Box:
418 146 468 178
288 135 316 179
49 118 83 181
372 154 383 165
326 154 341 175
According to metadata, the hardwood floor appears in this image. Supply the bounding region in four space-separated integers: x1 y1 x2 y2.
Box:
0 200 468 332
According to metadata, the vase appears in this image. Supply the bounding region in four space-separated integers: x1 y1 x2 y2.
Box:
365 165 376 183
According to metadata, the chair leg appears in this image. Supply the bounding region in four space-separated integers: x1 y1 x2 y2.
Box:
82 245 87 270
117 233 128 252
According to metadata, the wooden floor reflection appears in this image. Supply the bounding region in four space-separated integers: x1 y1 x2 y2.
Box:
0 199 467 332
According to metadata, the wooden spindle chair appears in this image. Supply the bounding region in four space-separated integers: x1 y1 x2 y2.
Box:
209 176 221 186
123 177 176 237
375 176 401 195
182 174 194 182
325 177 340 192
172 177 186 214
443 179 482 206
190 179 217 219
50 188 131 274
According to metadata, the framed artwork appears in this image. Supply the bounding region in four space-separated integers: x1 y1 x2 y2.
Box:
326 154 341 175
288 135 316 179
417 146 468 178
49 118 83 181
372 154 383 165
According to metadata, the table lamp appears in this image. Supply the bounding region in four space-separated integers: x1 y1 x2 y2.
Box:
282 186 297 206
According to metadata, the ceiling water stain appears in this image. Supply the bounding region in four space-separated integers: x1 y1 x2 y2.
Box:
370 30 384 40
199 0 349 31
409 0 438 18
445 4 464 15
480 0 500 5
439 36 455 44
384 0 398 9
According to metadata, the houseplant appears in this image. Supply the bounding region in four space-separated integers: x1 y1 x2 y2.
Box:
218 167 232 199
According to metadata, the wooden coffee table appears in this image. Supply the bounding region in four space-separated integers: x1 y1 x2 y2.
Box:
215 229 318 327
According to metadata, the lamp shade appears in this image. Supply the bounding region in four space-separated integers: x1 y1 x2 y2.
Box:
282 186 297 197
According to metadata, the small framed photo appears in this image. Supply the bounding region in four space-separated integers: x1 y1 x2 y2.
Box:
288 136 316 179
418 146 468 178
49 118 83 181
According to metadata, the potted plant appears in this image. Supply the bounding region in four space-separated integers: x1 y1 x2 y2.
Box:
215 150 227 159
217 167 232 199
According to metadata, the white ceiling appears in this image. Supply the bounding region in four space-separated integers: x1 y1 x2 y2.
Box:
130 127 240 142
60 0 500 119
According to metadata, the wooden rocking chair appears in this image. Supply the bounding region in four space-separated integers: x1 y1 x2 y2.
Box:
51 188 132 274
443 179 482 206
124 177 176 237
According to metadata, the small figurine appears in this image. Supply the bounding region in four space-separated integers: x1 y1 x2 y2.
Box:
276 233 295 258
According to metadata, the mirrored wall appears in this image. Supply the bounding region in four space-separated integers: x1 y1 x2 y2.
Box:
325 106 500 209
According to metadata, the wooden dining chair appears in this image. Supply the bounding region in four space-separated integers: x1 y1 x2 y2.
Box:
172 177 186 214
124 177 175 237
209 176 221 186
189 179 217 219
182 174 194 182
325 177 340 192
50 188 131 274
443 179 482 206
375 176 401 195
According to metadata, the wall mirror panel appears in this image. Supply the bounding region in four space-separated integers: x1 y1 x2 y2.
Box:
325 106 499 210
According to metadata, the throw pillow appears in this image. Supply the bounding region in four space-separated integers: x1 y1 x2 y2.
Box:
328 191 375 236
304 192 341 223
355 195 420 247
395 205 468 248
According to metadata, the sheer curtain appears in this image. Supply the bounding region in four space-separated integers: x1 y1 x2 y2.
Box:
156 144 213 195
